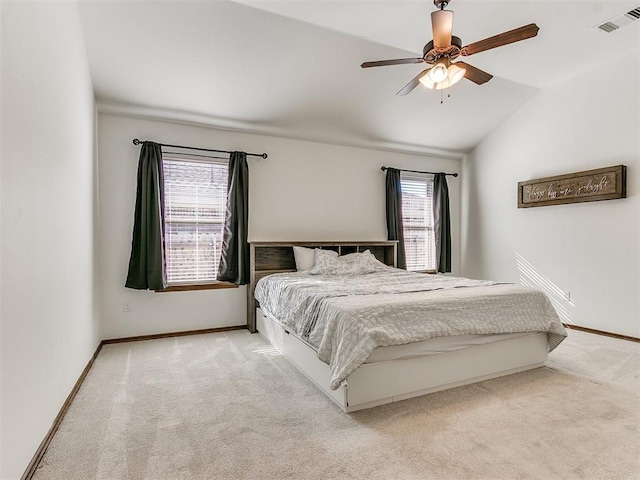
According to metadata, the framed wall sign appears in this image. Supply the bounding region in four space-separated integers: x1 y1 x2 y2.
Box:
517 165 627 208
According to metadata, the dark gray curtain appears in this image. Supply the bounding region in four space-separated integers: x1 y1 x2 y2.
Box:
385 168 407 269
217 152 249 285
433 173 451 273
125 141 166 290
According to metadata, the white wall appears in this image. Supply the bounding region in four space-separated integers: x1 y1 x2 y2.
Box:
0 2 99 479
0 2 4 475
462 50 639 338
98 113 462 339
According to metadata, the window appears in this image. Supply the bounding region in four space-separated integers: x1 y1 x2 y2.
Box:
400 172 436 271
163 153 228 285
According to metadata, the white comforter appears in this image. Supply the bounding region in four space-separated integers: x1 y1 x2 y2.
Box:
255 269 567 390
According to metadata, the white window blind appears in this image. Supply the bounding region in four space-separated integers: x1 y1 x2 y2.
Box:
400 172 436 271
163 155 228 285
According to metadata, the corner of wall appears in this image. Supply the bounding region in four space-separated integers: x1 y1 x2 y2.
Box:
0 0 4 474
459 150 484 279
93 104 103 345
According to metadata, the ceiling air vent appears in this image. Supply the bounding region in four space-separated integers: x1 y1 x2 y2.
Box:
595 6 640 32
598 21 619 33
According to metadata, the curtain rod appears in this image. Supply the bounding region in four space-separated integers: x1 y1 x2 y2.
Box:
380 166 458 177
133 139 268 159
163 151 228 160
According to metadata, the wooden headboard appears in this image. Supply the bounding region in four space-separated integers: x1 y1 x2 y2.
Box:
247 241 397 332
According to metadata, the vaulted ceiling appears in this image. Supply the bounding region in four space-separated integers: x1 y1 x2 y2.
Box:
79 1 640 155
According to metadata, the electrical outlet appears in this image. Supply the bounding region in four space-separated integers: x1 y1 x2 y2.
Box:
123 300 132 313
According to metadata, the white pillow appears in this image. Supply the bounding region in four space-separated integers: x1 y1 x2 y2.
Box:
307 248 339 273
337 251 362 263
310 250 342 275
293 246 316 271
356 250 388 273
310 249 386 275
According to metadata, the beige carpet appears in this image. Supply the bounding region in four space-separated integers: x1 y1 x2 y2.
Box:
33 329 640 480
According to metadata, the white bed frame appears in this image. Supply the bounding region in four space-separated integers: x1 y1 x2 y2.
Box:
256 309 548 413
249 241 549 413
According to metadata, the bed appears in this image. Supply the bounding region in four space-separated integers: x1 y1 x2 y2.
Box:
248 241 567 412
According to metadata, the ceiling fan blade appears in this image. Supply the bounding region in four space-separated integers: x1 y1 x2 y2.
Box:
396 68 431 96
361 58 424 68
431 10 454 48
455 61 493 85
461 23 539 57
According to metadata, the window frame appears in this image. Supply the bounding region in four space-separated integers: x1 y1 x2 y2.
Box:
400 171 437 274
157 153 237 292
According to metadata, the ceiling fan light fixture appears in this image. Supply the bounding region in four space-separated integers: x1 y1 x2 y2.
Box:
434 79 452 90
419 71 436 89
419 71 450 90
447 63 466 85
428 58 449 82
419 62 466 90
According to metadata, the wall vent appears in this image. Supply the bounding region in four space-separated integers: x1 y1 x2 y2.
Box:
594 6 640 33
597 21 619 33
627 7 640 19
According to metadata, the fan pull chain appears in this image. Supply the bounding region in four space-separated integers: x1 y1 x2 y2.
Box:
440 90 453 104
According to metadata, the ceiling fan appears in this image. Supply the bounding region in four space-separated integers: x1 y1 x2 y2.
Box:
361 0 539 95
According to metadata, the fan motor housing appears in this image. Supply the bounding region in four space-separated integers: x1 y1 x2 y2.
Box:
423 35 462 63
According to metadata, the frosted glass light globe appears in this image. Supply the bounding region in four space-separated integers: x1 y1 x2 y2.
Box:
428 62 449 83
